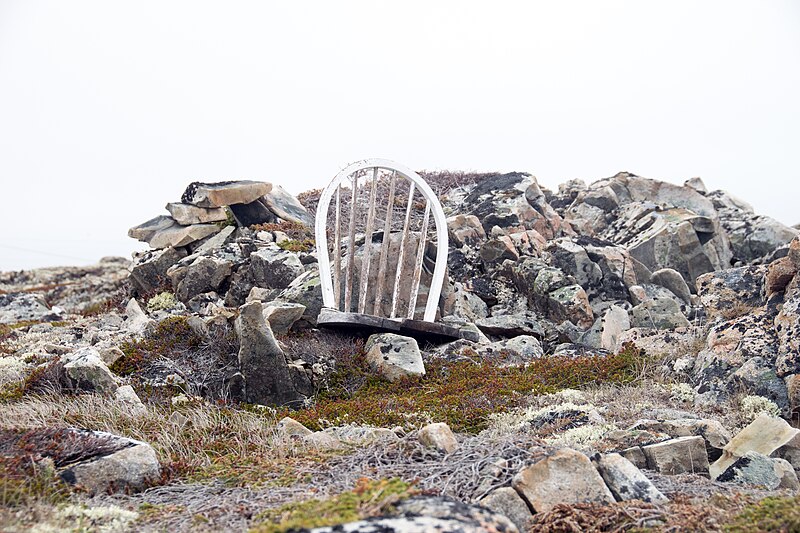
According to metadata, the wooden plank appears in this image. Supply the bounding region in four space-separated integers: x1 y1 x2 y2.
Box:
407 202 431 319
332 184 342 308
373 171 396 315
343 173 358 312
390 180 416 319
357 167 379 314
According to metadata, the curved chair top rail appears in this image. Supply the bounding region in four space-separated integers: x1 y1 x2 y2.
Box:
314 158 448 322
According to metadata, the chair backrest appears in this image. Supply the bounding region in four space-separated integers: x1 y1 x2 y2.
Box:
315 159 448 322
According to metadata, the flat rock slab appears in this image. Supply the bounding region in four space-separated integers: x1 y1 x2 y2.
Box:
641 436 709 475
182 180 272 208
512 448 615 513
710 413 800 480
148 223 221 249
262 184 314 226
165 202 228 225
128 215 177 242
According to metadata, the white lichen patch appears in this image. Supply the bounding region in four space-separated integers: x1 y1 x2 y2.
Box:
31 504 138 533
484 401 600 437
146 291 178 313
740 395 781 421
0 355 27 388
669 382 696 403
545 423 617 448
549 388 587 404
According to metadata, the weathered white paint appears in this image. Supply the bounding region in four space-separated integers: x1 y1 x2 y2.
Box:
315 159 448 322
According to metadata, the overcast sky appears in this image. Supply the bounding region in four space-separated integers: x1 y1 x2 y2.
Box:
1 1 798 271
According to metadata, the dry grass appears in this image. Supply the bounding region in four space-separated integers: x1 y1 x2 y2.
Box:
0 394 322 485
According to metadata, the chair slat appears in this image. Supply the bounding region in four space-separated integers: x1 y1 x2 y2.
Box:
332 184 342 308
344 173 358 312
408 201 431 319
390 180 416 319
358 168 379 314
373 171 396 315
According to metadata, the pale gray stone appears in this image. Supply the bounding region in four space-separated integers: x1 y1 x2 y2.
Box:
641 436 709 475
418 422 458 454
592 453 668 504
261 184 313 226
61 347 118 394
480 487 532 532
181 180 272 208
262 301 306 335
365 333 425 382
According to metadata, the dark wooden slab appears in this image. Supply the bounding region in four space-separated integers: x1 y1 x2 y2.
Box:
316 308 464 342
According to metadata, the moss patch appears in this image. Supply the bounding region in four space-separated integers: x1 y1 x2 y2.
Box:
251 478 416 533
725 495 800 533
286 344 645 433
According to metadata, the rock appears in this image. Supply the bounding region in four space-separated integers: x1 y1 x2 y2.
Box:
766 256 797 297
114 385 146 416
276 416 313 438
171 256 233 302
495 335 544 364
261 184 314 226
696 266 766 320
581 304 631 352
127 215 175 242
460 172 570 239
592 453 668 504
709 413 800 480
479 487 533 532
147 223 221 249
321 425 399 445
263 301 306 335
365 333 425 382
250 245 304 290
709 189 799 264
235 301 303 407
61 431 160 495
547 284 594 329
0 293 64 325
61 347 118 394
630 418 731 457
480 237 520 264
650 268 692 303
181 180 272 208
165 202 228 225
129 247 188 295
630 298 690 330
277 268 323 326
302 431 345 450
418 422 458 454
684 177 708 194
641 436 709 475
716 451 798 490
311 496 519 533
512 448 615 513
124 298 151 335
447 214 487 248
474 314 544 338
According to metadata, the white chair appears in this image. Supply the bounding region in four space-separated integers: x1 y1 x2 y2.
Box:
314 159 459 339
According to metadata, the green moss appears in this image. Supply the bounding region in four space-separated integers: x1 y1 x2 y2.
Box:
284 344 645 433
277 239 315 253
725 495 800 533
251 478 416 533
112 316 202 376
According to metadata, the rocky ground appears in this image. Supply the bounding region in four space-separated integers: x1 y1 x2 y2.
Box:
3 171 800 532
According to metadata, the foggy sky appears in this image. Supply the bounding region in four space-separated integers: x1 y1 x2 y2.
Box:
1 1 799 271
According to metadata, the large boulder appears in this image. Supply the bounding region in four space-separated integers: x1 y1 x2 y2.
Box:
235 301 303 407
249 245 305 290
262 184 314 226
129 246 188 295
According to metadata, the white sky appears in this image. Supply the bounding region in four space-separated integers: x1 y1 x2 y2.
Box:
1 1 799 271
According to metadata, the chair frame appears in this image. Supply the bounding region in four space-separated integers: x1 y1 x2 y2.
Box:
314 158 448 322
